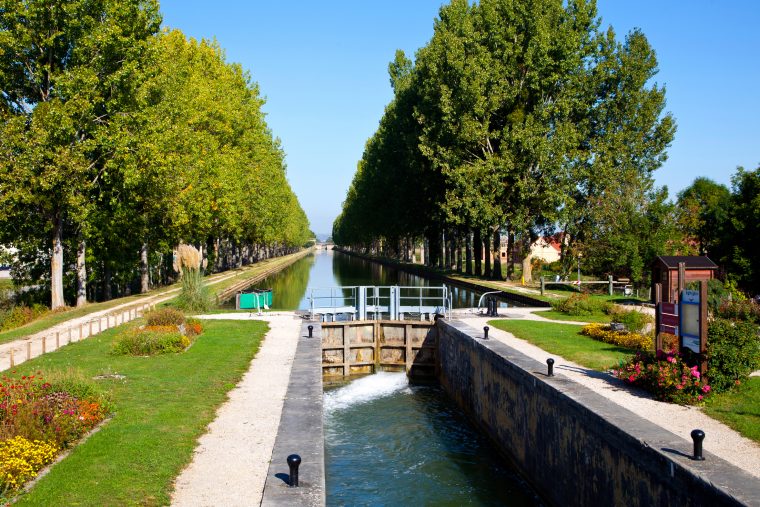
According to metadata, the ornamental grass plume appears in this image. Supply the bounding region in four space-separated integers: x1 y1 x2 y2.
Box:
173 244 210 312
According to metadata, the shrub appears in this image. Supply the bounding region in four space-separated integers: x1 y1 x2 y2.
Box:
145 308 185 327
706 318 760 392
112 327 189 356
0 304 49 331
0 436 58 494
614 350 711 404
551 293 608 316
716 299 760 324
582 323 653 350
606 307 653 334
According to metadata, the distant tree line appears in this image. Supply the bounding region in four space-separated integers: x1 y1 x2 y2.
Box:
0 0 311 309
333 0 676 288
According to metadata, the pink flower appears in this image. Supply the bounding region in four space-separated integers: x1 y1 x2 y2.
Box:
628 375 636 382
698 395 704 401
690 367 700 379
667 356 676 363
702 385 711 393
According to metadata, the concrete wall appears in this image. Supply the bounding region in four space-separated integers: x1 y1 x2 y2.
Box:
436 320 759 507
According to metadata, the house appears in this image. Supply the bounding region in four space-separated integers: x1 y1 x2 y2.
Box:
651 256 718 303
530 236 564 263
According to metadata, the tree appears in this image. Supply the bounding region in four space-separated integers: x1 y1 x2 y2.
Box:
0 0 161 308
676 177 731 256
726 166 760 294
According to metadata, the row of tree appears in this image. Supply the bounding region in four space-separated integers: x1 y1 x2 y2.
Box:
0 0 311 308
333 0 678 288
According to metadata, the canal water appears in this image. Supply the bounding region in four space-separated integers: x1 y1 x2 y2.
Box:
236 249 540 504
324 373 540 506
238 248 526 311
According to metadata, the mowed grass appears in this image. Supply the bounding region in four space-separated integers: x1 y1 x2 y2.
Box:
10 319 267 506
704 377 760 444
488 320 634 371
532 309 611 324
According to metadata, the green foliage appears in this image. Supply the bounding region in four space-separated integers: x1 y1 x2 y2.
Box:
145 308 186 327
716 299 760 324
706 318 760 392
0 304 49 331
332 0 675 283
605 307 653 334
112 327 189 356
551 293 608 316
174 267 211 312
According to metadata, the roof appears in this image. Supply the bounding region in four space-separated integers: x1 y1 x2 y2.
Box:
655 256 718 269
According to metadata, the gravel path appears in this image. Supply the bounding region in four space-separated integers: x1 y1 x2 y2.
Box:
171 313 302 507
457 313 760 478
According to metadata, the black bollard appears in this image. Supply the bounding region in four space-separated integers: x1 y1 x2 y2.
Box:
691 430 705 461
546 358 555 377
308 325 313 338
487 298 494 317
287 454 301 487
483 326 489 340
492 298 499 317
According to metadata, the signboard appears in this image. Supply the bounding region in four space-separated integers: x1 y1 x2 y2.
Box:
679 288 705 357
658 302 679 336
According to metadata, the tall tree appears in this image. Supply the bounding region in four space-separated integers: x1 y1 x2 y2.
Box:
0 0 161 308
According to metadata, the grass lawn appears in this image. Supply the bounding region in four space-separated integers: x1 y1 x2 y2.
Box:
0 279 13 290
532 309 611 323
704 377 760 444
488 320 635 371
10 319 267 506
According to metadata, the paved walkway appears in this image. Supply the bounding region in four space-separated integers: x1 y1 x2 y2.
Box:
171 313 302 507
456 313 760 478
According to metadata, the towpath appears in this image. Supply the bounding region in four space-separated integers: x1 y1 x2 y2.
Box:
170 313 302 507
457 313 760 478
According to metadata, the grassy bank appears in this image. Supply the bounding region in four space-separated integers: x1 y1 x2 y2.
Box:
488 320 634 371
10 319 266 505
704 377 760 444
532 309 611 323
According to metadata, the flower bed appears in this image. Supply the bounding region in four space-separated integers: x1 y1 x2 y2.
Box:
614 350 711 404
581 323 653 350
0 373 108 495
112 311 203 356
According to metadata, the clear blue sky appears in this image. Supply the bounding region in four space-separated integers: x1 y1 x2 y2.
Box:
160 1 760 236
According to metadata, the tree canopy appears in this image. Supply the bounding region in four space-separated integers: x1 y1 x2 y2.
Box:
0 3 310 308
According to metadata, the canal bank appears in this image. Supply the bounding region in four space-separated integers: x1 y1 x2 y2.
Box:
260 318 758 506
333 247 551 308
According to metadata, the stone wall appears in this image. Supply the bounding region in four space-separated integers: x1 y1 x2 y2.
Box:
436 320 758 507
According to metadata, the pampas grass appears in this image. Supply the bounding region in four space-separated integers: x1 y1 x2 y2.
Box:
173 244 210 312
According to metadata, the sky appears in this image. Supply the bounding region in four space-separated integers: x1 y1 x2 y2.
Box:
160 1 760 236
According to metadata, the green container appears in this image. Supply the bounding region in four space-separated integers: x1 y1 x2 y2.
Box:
237 289 273 310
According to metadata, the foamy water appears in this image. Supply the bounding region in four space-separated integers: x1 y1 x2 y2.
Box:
324 372 409 413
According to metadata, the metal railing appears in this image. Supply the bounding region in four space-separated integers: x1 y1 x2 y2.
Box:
308 285 451 322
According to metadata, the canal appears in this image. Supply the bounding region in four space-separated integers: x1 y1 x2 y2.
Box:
242 249 541 505
241 248 528 311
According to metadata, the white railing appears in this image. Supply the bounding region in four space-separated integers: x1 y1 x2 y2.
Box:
308 285 451 322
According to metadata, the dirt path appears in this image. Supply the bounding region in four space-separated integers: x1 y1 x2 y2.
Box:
170 313 302 507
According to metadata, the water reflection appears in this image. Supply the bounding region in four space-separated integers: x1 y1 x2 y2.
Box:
227 249 526 311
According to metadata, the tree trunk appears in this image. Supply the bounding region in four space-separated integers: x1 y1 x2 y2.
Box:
474 229 482 277
455 233 462 272
76 235 87 307
483 233 491 278
51 217 65 310
103 262 112 301
492 229 502 280
522 252 533 283
507 230 515 280
140 243 150 293
465 230 473 275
